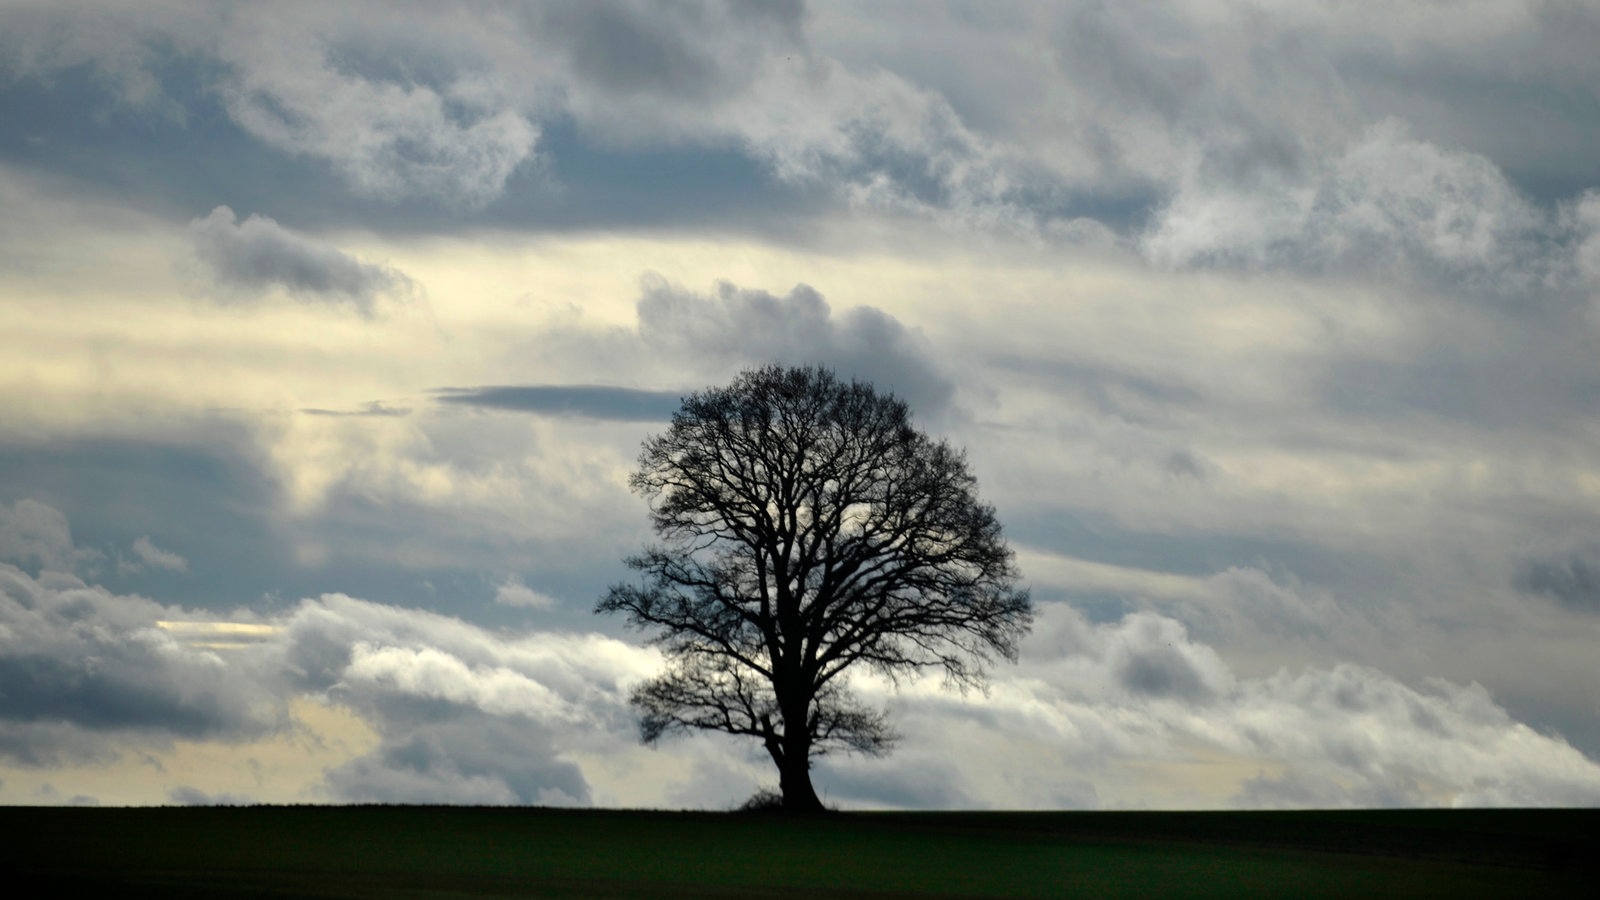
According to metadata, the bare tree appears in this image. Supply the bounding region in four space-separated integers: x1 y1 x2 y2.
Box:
597 365 1031 811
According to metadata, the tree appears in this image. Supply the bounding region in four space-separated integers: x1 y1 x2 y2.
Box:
597 365 1031 812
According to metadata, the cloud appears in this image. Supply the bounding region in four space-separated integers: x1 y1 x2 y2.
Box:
1514 554 1600 614
130 537 186 572
1142 120 1553 288
212 6 540 207
635 274 954 416
1105 612 1230 704
432 385 682 422
11 0 1600 252
5 529 1600 809
816 602 1600 810
167 786 255 806
188 206 413 313
0 564 286 765
494 577 558 610
277 593 656 805
0 499 94 573
299 402 412 418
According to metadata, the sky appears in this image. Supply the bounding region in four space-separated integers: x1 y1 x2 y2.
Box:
2 0 1600 810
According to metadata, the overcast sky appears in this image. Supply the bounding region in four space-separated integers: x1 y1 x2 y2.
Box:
4 0 1600 810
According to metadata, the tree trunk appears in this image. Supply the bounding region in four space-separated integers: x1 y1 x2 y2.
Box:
774 693 825 813
778 743 825 812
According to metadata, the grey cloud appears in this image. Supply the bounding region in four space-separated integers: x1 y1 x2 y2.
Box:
1142 120 1558 289
814 756 972 810
190 206 413 313
8 0 1600 249
950 603 1600 809
1514 554 1600 613
1163 449 1207 481
323 715 589 806
542 2 722 102
0 499 94 573
1104 612 1229 704
635 275 954 416
0 2 1042 232
432 385 682 422
213 7 540 207
0 564 286 765
277 594 652 804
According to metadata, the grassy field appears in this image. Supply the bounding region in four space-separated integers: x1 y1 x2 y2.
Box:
1 805 1594 898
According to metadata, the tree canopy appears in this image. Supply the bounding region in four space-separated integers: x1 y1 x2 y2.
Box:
597 365 1031 811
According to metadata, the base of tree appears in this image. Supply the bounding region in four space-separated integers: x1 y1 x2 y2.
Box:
734 788 835 815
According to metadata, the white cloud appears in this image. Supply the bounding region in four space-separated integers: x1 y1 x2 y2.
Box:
4 517 1599 809
494 577 557 609
822 602 1600 810
1142 120 1550 284
213 7 539 208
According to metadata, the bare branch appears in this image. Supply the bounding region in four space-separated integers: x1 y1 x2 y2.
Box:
595 365 1031 810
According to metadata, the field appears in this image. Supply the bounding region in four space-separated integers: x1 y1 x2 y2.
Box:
2 805 1594 898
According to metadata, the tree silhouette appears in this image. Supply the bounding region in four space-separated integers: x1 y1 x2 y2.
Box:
597 365 1031 811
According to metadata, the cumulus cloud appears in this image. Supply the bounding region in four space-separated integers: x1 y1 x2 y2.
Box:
5 526 1600 809
1142 120 1553 288
819 602 1600 810
9 0 1600 254
189 206 413 313
635 274 954 416
0 564 285 765
272 593 657 805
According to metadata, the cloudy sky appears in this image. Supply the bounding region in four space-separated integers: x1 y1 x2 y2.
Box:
4 0 1600 810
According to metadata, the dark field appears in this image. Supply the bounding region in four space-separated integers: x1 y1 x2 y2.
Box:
2 805 1594 898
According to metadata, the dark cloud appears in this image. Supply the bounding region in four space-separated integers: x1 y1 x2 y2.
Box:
432 385 682 422
0 564 286 765
635 275 954 416
1514 554 1600 613
188 206 413 313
